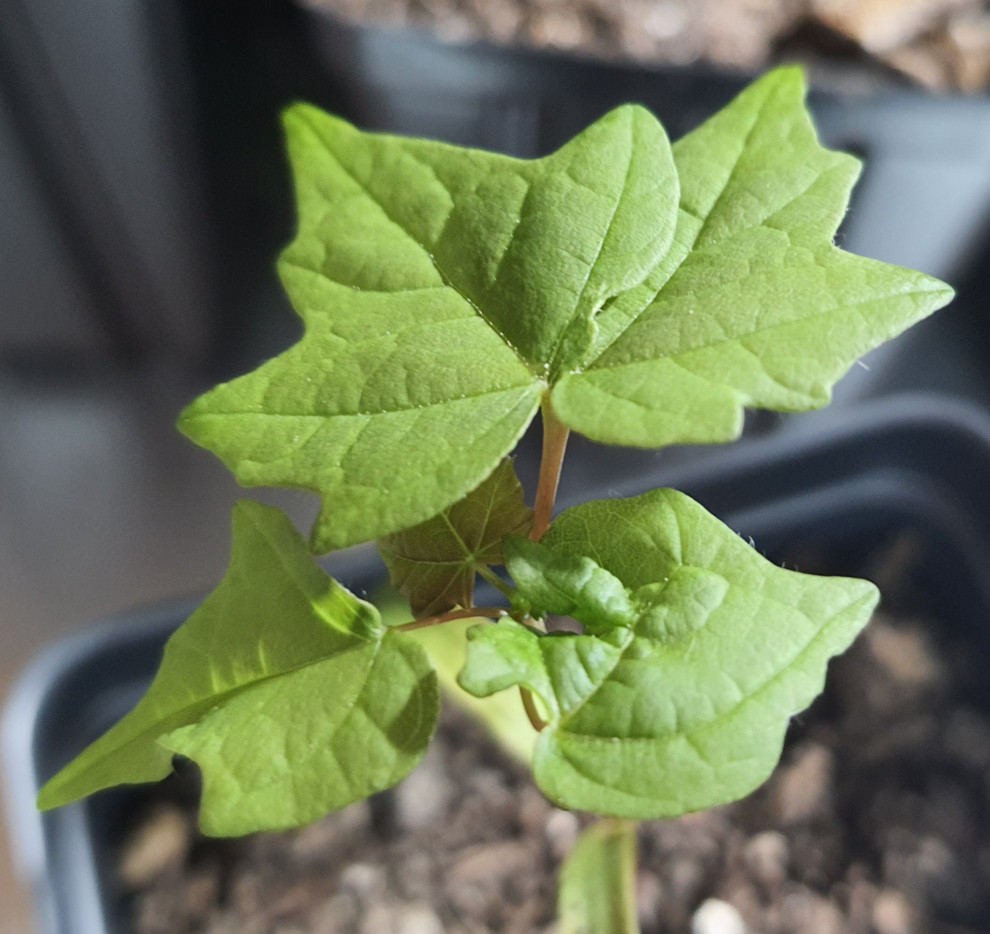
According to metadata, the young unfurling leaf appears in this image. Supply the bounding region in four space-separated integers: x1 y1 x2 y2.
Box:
503 535 635 633
459 489 878 819
378 458 533 617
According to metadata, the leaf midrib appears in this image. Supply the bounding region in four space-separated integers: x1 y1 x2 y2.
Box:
296 108 540 378
185 382 541 423
548 111 637 373
684 85 777 250
585 279 940 376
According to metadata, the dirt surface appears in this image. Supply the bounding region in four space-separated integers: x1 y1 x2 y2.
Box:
301 0 990 91
120 555 990 934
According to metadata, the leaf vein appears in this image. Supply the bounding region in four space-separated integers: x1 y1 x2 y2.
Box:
190 383 536 422
557 592 865 750
296 113 536 376
590 282 937 380
559 114 636 355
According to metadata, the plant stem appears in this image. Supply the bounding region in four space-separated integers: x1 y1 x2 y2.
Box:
396 606 506 632
521 687 547 732
531 399 570 541
475 563 516 600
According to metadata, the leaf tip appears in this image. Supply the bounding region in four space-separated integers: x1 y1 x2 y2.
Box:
280 101 356 172
607 100 661 127
35 757 95 813
175 397 202 439
929 277 957 307
230 496 272 524
309 512 345 556
765 62 808 95
35 782 62 812
857 576 882 612
280 99 326 134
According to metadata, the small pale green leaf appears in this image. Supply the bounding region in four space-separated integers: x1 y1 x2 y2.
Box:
458 618 559 720
408 615 537 763
504 535 636 633
552 67 954 447
460 488 878 819
460 620 630 723
558 819 640 934
37 501 438 835
377 458 533 617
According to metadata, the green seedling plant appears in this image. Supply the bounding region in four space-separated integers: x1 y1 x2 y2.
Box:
39 68 952 931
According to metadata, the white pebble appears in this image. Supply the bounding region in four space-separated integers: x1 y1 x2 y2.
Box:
743 831 789 889
691 898 747 934
118 805 190 887
872 889 916 934
340 862 387 900
394 903 446 934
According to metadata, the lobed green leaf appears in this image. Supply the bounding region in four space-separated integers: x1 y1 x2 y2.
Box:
459 489 879 819
178 102 675 551
37 501 438 835
178 67 951 553
552 67 953 446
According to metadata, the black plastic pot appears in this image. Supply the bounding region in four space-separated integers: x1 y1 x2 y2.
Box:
7 392 990 934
